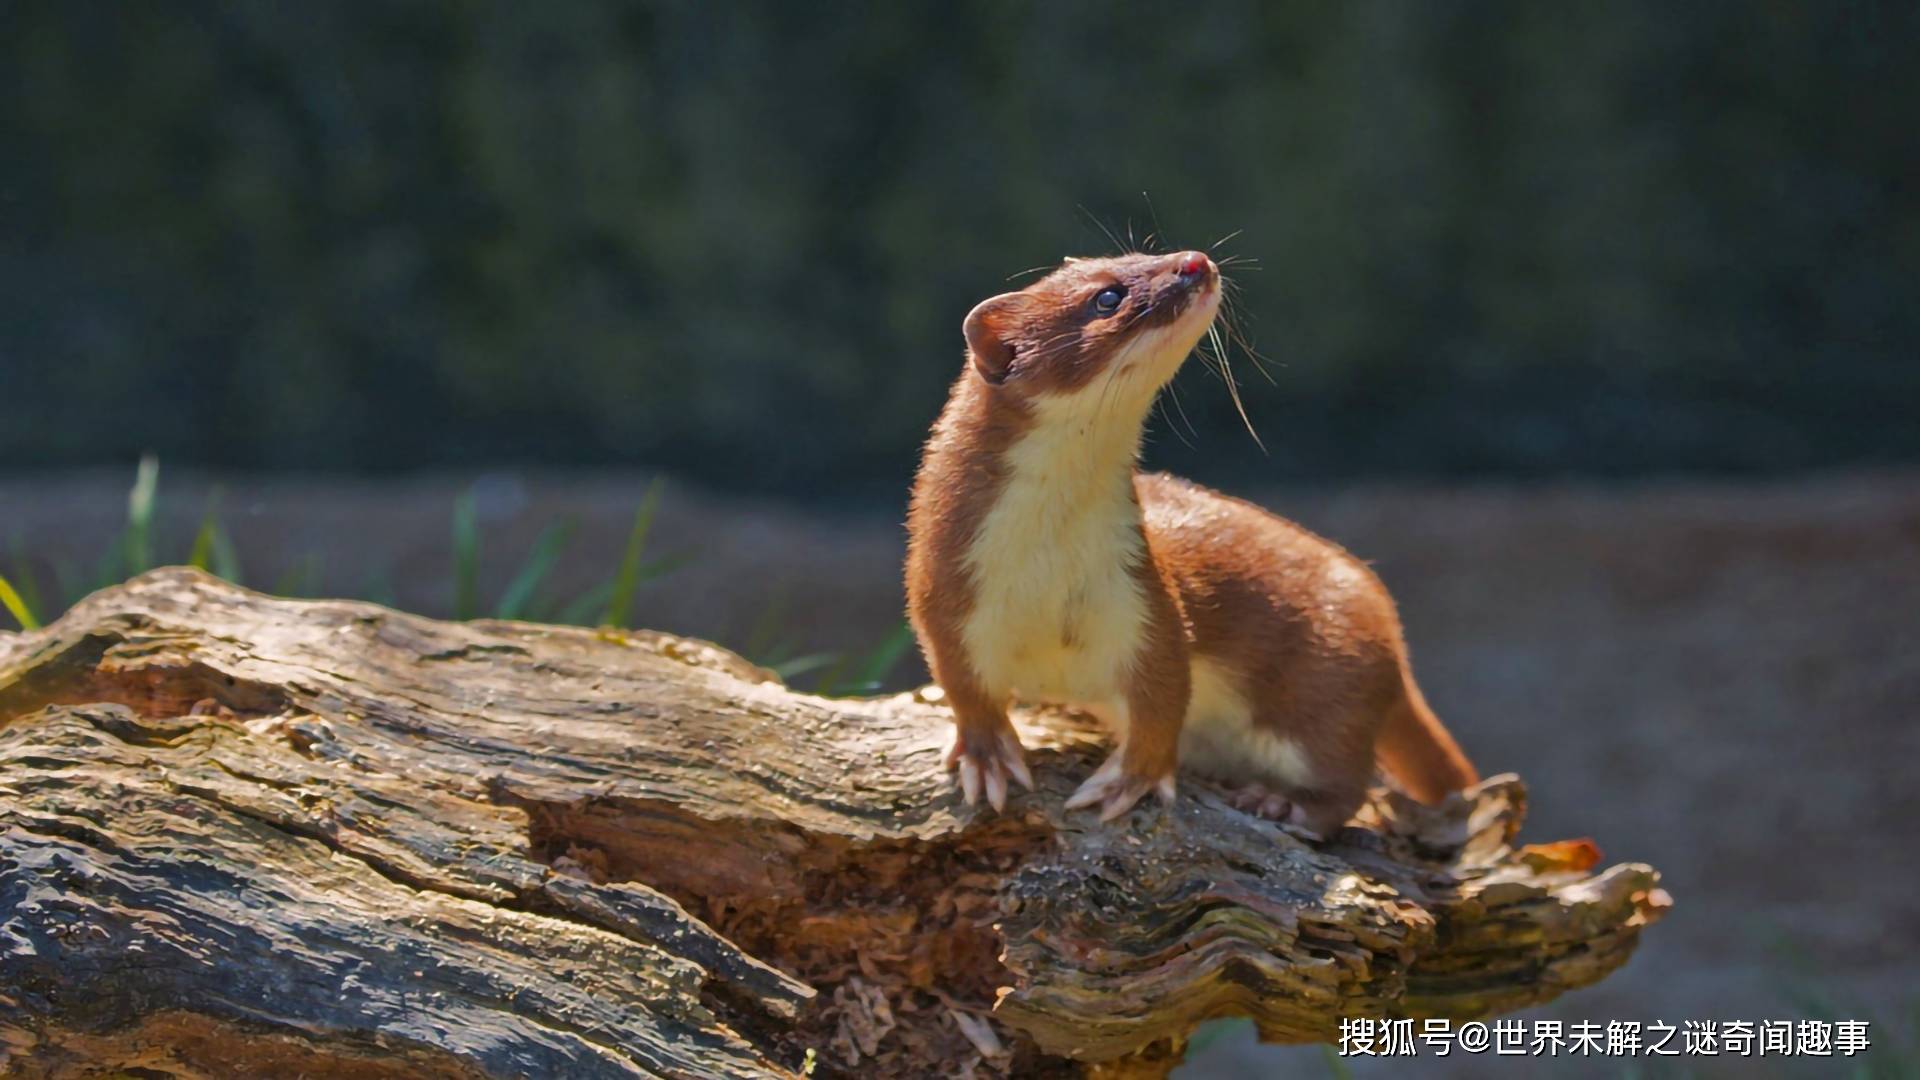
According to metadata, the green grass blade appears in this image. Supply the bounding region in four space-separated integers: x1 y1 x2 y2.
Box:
810 654 854 696
187 488 224 572
187 523 214 571
742 590 790 662
125 453 159 576
772 651 840 682
556 580 616 626
495 520 576 621
272 553 324 598
0 569 41 630
812 624 916 697
841 622 915 695
452 489 480 620
208 524 244 585
7 541 45 625
601 478 665 628
633 550 694 583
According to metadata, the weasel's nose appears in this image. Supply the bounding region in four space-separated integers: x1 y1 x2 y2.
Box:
1173 251 1213 280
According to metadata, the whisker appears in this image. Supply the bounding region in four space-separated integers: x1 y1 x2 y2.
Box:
1209 228 1244 250
1219 325 1274 386
1142 191 1166 254
1079 205 1126 255
1025 326 1090 361
1206 322 1267 453
1232 336 1277 385
1157 378 1199 448
1217 293 1278 385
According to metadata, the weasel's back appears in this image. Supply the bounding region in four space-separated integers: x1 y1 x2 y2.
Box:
1138 471 1478 804
1136 471 1401 659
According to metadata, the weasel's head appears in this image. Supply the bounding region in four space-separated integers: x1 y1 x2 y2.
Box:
962 250 1221 408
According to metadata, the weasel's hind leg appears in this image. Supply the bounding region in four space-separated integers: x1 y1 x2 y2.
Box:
1286 784 1368 838
1225 780 1365 839
1226 781 1304 825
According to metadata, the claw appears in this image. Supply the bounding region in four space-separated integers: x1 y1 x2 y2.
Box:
1098 789 1142 822
1067 751 1174 822
1063 753 1126 811
947 726 1031 813
984 762 1007 811
1001 731 1035 791
1227 782 1311 828
958 758 982 805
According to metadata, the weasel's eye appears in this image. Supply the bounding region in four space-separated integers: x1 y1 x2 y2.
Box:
1092 286 1126 315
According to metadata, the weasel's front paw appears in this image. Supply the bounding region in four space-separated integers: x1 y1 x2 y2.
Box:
1064 750 1177 822
946 725 1033 812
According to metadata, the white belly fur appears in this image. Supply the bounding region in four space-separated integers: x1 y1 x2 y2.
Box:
1179 658 1316 789
952 280 1310 786
956 401 1318 793
960 397 1149 708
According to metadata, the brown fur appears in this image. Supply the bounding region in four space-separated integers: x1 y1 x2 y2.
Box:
904 376 1030 775
906 251 1477 831
1138 473 1477 829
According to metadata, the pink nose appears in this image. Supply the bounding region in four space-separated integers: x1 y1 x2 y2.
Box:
1175 252 1212 278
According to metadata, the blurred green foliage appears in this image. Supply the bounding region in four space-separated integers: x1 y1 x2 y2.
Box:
0 458 914 695
1 2 1915 491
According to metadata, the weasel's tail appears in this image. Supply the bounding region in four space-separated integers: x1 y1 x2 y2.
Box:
1376 672 1478 804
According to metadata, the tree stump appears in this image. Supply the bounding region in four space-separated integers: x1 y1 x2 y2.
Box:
0 568 1667 1078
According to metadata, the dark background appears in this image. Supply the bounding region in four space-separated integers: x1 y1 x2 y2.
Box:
3 4 1918 1076
3 1 1916 495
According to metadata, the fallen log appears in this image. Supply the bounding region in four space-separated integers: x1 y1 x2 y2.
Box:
0 568 1666 1078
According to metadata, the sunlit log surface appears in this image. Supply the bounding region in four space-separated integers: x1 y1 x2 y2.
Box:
0 569 1666 1078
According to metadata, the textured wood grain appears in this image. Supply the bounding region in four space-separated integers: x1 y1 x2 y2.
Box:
0 569 1667 1078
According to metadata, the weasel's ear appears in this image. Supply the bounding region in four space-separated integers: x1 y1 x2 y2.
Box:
963 293 1029 385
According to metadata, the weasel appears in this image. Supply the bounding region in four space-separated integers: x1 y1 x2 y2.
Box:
904 250 1478 833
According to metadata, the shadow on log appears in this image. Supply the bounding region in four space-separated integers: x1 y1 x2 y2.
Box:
0 569 1667 1078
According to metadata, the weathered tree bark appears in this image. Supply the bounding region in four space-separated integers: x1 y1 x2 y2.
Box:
0 569 1666 1078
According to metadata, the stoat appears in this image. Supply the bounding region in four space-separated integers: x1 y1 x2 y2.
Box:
905 251 1477 834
